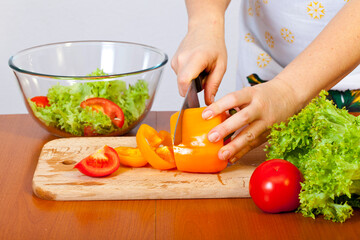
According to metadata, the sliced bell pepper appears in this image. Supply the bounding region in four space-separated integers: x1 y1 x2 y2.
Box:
114 146 148 167
136 124 176 170
170 107 228 173
155 130 176 164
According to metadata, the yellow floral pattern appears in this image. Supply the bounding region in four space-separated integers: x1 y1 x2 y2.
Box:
248 7 254 16
307 2 325 19
242 0 351 87
245 33 255 43
265 32 274 48
255 0 261 16
280 28 295 43
257 53 272 68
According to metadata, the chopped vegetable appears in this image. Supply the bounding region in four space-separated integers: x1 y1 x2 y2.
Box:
31 96 50 107
83 125 99 137
266 90 360 222
74 145 120 177
114 146 148 167
80 97 125 128
136 124 176 170
170 107 228 173
28 68 149 136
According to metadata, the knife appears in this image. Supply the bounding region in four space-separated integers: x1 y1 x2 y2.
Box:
173 72 206 145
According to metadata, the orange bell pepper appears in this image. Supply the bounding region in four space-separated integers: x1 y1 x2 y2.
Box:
136 124 176 170
170 107 227 173
114 146 148 168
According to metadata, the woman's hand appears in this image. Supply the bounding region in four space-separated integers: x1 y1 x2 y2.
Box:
202 79 303 163
172 25 227 105
171 0 229 105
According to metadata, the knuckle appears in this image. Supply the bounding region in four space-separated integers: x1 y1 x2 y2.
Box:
175 52 192 68
225 141 241 158
217 123 232 137
226 92 240 105
176 53 187 65
216 61 227 73
231 132 252 151
240 111 251 124
244 131 255 142
177 72 190 85
206 81 220 92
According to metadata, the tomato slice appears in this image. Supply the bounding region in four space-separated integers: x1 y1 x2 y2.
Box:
114 146 148 167
83 126 99 136
74 145 120 177
31 96 50 107
80 98 125 128
136 124 176 170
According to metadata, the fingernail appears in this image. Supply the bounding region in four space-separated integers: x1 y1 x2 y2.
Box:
221 150 230 161
202 110 213 120
210 95 215 103
208 131 220 142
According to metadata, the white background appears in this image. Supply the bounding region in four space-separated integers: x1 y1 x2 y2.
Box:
1 0 240 114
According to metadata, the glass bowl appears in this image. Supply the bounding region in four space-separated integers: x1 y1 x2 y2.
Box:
9 40 168 137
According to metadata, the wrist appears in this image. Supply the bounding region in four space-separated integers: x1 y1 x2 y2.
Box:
189 15 224 31
270 75 311 114
187 14 225 41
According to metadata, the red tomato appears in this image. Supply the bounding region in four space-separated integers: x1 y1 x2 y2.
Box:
74 145 120 177
83 126 99 136
249 159 303 213
80 98 124 128
31 96 50 107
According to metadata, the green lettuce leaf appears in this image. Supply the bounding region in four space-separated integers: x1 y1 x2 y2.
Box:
266 90 360 222
29 69 149 136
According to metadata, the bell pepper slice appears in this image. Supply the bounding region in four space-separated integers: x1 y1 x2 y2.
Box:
136 124 176 170
80 97 125 128
74 145 120 177
170 107 228 173
114 146 148 167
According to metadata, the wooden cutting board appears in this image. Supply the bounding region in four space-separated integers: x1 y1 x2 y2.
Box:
32 137 266 201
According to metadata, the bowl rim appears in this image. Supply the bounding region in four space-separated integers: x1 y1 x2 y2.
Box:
8 40 168 80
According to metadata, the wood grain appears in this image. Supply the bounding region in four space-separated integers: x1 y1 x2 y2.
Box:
155 198 360 240
2 113 360 240
0 113 156 240
32 136 265 201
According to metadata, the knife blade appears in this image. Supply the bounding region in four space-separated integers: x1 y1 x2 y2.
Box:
173 72 206 145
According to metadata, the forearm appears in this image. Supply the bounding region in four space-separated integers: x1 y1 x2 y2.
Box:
276 0 360 110
185 0 230 33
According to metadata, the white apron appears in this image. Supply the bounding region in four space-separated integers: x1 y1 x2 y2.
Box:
236 0 360 91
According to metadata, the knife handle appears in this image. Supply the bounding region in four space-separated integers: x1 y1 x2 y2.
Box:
194 71 207 93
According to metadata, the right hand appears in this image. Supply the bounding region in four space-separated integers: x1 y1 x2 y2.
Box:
171 21 228 105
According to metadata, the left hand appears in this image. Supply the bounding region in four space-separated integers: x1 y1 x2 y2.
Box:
202 78 303 163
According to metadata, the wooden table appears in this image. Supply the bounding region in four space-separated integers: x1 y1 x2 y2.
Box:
1 112 359 240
